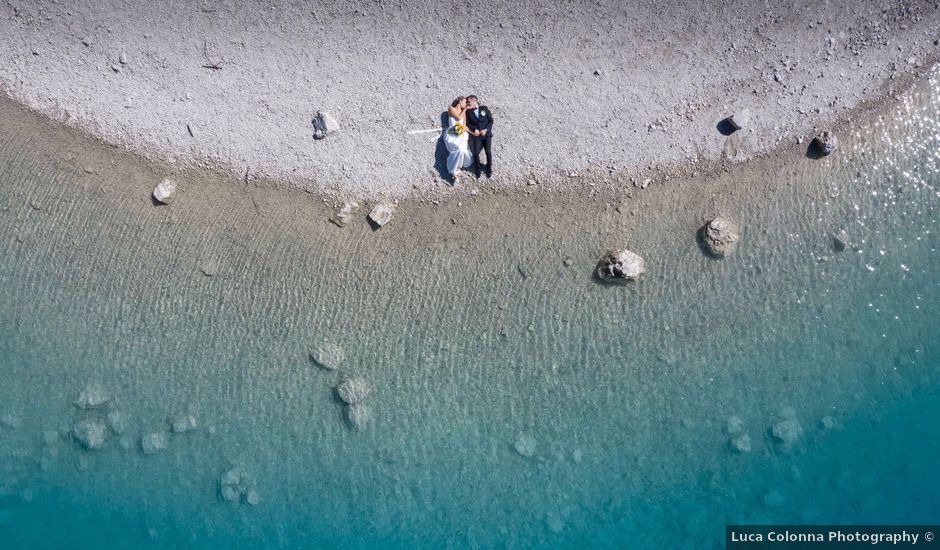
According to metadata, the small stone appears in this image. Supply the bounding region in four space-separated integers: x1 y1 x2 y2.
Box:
110 64 121 73
596 249 646 283
368 204 395 227
640 178 652 189
311 111 340 139
105 410 129 435
729 108 751 130
831 231 848 252
701 217 740 258
199 259 220 276
725 416 745 435
545 513 564 533
152 178 177 204
513 433 537 457
81 37 92 47
169 414 197 433
563 258 573 267
141 431 168 455
336 378 371 404
330 201 360 227
72 418 108 450
526 179 537 186
812 131 838 156
344 403 370 431
0 413 20 429
310 342 345 370
118 50 128 64
729 433 752 453
74 385 109 410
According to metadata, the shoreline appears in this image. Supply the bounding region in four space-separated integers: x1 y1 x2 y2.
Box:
1 1 938 198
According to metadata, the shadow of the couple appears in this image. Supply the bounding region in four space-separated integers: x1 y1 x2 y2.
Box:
434 111 450 180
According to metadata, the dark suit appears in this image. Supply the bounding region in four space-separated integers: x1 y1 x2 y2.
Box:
465 105 493 176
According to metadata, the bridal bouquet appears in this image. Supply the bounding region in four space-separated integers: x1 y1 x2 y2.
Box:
450 122 466 136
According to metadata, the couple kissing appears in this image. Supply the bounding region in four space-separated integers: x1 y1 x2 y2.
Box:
444 95 493 186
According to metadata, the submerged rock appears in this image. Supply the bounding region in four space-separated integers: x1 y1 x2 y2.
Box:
729 433 752 453
74 385 110 410
368 204 395 227
141 431 169 455
152 178 177 204
330 201 360 227
812 131 838 156
72 418 109 450
336 378 371 404
105 410 129 435
344 403 370 431
514 433 537 458
596 249 645 283
219 467 257 504
312 111 340 139
701 217 740 258
169 414 198 433
771 415 802 447
310 342 345 370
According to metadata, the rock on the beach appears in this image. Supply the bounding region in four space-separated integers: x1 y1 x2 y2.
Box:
701 217 740 258
141 431 169 455
310 341 345 370
330 201 360 227
596 249 646 283
72 418 109 450
514 433 537 457
74 385 109 410
344 403 370 431
729 108 751 130
312 111 340 140
368 203 395 227
152 178 177 204
336 378 371 404
812 131 838 156
169 414 198 433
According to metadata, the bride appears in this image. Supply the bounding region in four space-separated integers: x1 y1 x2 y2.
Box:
443 96 472 185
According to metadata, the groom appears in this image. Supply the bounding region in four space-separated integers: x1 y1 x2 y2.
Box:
465 95 493 178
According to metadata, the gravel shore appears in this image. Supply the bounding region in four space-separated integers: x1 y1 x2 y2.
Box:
1 0 937 197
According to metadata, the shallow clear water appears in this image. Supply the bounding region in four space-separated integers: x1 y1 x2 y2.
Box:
0 70 938 548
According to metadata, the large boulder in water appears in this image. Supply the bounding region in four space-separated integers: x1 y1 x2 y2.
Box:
72 418 109 450
596 249 645 283
700 217 740 258
336 378 371 404
74 385 110 410
310 342 345 370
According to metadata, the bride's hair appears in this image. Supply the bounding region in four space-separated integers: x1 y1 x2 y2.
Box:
451 96 466 108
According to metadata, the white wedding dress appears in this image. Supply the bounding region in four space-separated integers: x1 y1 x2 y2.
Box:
443 115 472 177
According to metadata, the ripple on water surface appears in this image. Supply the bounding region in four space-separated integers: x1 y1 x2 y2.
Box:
0 71 938 547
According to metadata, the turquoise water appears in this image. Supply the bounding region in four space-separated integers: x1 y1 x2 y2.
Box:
0 70 938 548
